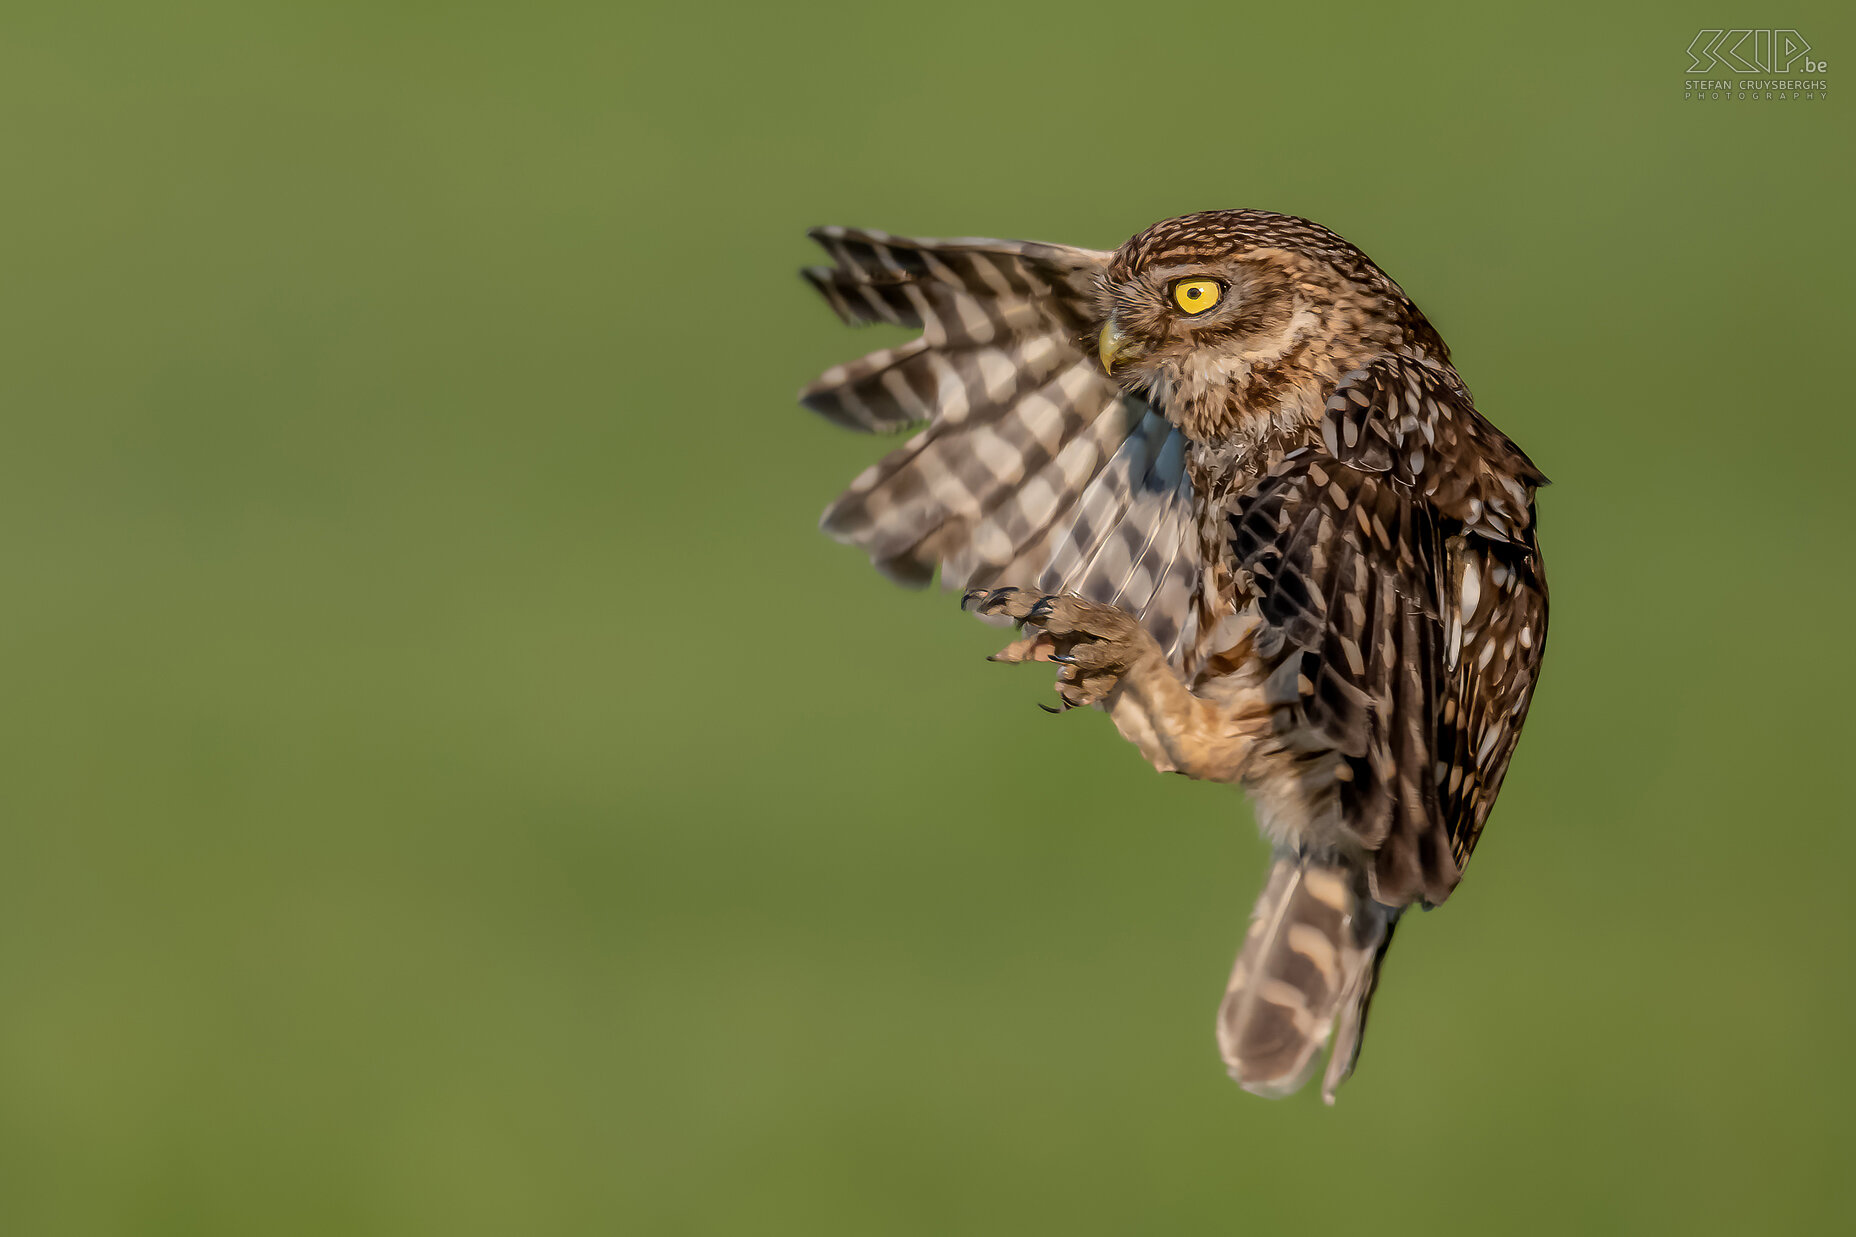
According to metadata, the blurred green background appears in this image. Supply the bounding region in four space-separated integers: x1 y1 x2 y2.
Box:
1 2 1851 1233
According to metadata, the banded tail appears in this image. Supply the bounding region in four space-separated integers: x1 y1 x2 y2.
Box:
1217 858 1397 1105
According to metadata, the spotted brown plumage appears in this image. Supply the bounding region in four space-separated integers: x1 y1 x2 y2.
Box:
796 209 1549 1103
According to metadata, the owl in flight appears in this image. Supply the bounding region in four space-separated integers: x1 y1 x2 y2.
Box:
796 210 1547 1103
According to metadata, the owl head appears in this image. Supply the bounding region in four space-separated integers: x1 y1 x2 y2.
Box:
1094 210 1440 440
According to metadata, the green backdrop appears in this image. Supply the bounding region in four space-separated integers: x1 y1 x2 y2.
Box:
2 2 1850 1233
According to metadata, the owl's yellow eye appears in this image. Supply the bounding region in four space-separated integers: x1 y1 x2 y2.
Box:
1171 279 1223 315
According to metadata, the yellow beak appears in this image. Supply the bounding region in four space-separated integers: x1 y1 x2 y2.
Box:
1097 320 1128 374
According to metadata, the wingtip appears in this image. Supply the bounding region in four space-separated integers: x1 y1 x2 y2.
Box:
817 499 862 544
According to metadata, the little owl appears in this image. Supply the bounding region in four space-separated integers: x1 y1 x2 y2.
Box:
795 209 1548 1103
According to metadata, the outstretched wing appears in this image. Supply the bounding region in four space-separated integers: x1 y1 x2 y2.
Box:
1229 358 1548 907
800 227 1201 661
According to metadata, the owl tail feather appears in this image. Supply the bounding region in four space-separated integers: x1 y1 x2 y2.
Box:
1216 857 1398 1105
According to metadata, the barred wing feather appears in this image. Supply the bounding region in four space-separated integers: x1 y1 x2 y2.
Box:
800 228 1200 662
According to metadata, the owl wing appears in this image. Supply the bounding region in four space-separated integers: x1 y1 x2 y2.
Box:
800 228 1201 662
1229 358 1548 907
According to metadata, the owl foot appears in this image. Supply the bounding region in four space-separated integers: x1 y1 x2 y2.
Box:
961 587 1160 710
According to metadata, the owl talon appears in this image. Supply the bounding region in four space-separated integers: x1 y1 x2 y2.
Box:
964 586 1023 617
965 587 1158 709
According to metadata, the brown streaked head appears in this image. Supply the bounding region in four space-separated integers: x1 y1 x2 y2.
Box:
1093 210 1447 441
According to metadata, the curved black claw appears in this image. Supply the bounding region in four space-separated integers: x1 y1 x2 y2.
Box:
962 587 1019 616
